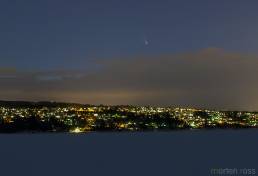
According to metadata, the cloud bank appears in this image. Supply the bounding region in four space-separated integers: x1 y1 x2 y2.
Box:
1 48 258 110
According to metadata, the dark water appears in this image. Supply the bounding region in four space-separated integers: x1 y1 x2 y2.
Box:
0 130 258 176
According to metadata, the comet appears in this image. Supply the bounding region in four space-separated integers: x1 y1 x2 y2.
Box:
144 40 149 45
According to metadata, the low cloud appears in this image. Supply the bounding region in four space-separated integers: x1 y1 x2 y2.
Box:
1 48 258 110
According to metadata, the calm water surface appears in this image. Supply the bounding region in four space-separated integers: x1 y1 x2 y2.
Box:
0 130 257 176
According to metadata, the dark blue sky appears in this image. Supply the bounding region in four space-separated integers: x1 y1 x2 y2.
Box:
1 0 258 70
1 0 258 109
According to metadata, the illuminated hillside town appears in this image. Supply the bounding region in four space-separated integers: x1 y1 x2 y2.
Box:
0 101 257 133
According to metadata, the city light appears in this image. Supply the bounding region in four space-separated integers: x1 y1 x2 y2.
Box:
0 102 257 133
70 128 82 133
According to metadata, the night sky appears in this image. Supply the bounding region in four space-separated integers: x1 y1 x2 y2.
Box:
1 0 258 110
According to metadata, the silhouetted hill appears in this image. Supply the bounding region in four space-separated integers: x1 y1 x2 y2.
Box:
0 100 85 108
